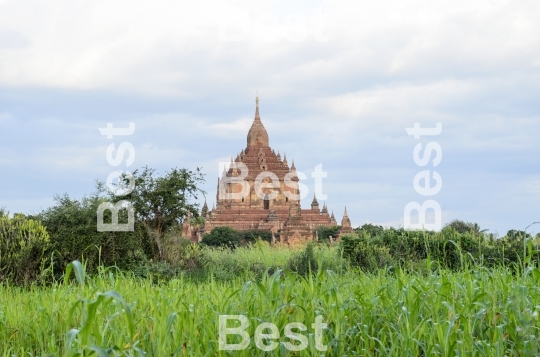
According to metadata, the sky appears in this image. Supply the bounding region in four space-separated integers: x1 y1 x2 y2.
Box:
1 0 539 236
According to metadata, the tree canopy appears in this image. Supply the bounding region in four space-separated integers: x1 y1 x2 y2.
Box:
443 219 487 236
108 166 205 260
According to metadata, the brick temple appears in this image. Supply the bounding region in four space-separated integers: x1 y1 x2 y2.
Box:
185 97 353 245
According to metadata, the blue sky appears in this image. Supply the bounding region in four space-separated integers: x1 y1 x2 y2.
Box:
1 0 539 235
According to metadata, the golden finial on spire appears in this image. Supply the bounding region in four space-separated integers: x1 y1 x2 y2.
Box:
256 91 259 106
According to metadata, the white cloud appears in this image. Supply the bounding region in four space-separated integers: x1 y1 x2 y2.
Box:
0 0 538 94
0 0 539 233
209 117 252 137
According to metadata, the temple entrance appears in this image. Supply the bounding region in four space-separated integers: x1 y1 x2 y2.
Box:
264 195 269 210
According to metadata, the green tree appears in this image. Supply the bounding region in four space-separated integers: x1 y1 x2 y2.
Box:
444 219 487 236
314 225 341 242
355 223 384 237
202 226 241 248
39 193 148 274
0 212 50 284
237 229 273 244
506 230 532 241
112 166 205 260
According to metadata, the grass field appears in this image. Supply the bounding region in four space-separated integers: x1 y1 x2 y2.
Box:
1 245 540 356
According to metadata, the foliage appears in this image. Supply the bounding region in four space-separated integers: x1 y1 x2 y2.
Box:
111 166 205 260
0 212 50 285
506 229 532 240
314 225 341 242
341 226 540 271
191 242 341 281
340 232 393 271
444 219 487 236
201 227 275 248
2 260 540 355
287 242 319 275
158 227 207 271
236 229 273 244
354 223 384 237
201 226 241 248
38 193 149 275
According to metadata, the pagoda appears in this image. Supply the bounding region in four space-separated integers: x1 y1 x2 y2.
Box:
185 97 351 245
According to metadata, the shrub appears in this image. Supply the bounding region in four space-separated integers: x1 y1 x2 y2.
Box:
314 225 341 242
38 193 149 275
287 242 318 276
237 229 273 244
506 230 532 241
355 223 384 237
202 227 276 247
202 226 241 248
0 213 50 285
161 228 207 270
340 232 392 271
444 219 487 236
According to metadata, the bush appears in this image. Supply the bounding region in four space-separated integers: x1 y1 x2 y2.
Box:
202 227 276 247
340 226 540 271
202 226 241 248
38 193 149 275
160 228 207 270
314 225 341 242
355 223 384 237
287 242 318 276
237 229 273 244
340 232 392 271
0 213 50 285
506 230 532 241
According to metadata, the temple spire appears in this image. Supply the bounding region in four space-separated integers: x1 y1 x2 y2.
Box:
322 202 328 214
247 95 269 147
202 200 208 217
255 94 260 121
311 193 320 211
343 206 349 217
341 206 353 234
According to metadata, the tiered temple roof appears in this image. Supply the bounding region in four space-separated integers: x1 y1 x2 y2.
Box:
187 97 350 245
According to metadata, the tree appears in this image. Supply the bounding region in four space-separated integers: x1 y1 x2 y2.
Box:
506 230 532 241
237 229 273 244
355 223 384 237
0 212 50 284
202 226 241 248
468 222 488 236
314 225 341 242
444 219 487 236
38 193 148 274
111 166 205 260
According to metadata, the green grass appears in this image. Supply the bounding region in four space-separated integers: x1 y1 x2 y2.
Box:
1 248 540 356
201 241 342 280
